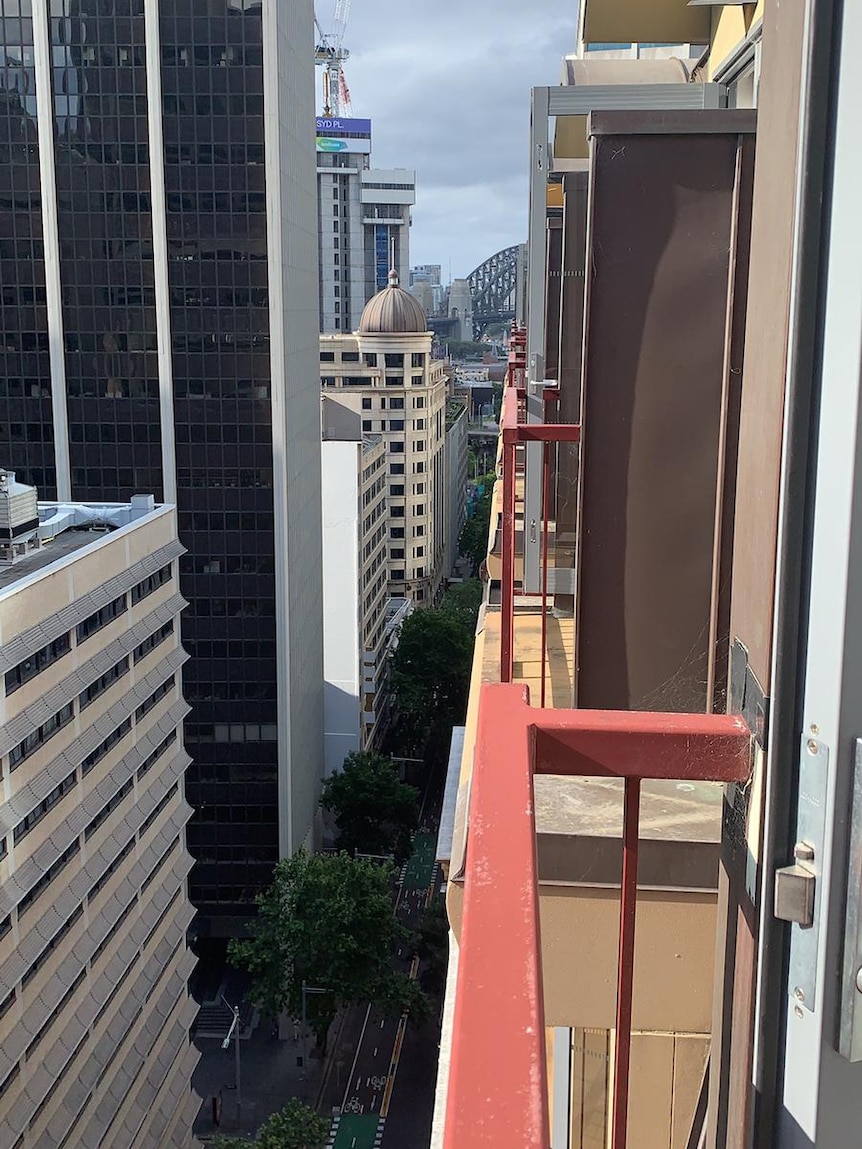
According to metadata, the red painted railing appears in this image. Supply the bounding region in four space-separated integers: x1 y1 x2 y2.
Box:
443 685 751 1149
499 326 580 691
445 326 752 1149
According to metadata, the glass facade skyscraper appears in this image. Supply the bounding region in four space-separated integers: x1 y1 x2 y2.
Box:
0 0 324 932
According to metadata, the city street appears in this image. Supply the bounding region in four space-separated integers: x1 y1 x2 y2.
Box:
321 829 441 1149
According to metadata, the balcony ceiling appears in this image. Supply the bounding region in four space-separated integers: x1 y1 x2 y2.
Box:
579 0 710 46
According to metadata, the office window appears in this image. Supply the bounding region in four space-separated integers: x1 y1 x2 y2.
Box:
77 595 127 644
361 397 372 410
411 353 425 368
133 620 174 664
14 771 77 844
390 463 405 475
82 718 132 775
79 657 129 709
5 633 71 695
9 703 75 770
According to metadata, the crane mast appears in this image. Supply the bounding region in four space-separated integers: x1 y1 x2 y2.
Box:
314 1 352 117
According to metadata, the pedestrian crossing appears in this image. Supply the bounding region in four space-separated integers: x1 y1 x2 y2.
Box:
326 1113 385 1149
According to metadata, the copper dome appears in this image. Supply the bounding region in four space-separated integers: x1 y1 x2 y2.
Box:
358 269 428 335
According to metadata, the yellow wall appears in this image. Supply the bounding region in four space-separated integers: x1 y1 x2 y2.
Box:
708 2 764 78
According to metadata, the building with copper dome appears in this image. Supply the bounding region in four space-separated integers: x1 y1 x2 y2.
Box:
320 271 451 607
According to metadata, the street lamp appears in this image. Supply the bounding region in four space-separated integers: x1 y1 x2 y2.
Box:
300 981 329 1078
221 996 242 1116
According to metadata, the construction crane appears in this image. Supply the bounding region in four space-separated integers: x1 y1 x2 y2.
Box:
314 0 352 117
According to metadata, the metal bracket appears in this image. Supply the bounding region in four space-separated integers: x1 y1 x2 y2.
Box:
783 735 829 1013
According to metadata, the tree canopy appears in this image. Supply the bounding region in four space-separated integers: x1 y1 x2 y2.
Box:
458 487 493 575
415 894 450 997
390 606 474 748
320 751 419 864
212 1100 329 1149
227 851 421 1047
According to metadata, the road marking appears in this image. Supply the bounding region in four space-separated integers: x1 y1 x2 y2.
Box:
341 1003 372 1112
380 1016 407 1118
373 1047 377 1057
379 1018 385 1028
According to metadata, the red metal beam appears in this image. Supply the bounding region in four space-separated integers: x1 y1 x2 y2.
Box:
502 423 581 445
500 438 516 683
443 684 549 1149
613 777 641 1149
532 707 751 782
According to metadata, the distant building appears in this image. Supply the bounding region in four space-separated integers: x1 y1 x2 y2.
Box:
408 280 435 317
0 480 197 1147
447 279 475 342
321 273 448 605
320 396 390 775
445 400 469 575
410 264 442 287
316 119 416 332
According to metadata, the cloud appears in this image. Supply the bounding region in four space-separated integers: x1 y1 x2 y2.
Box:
319 0 577 277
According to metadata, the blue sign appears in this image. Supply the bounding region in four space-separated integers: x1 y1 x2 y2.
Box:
315 117 371 136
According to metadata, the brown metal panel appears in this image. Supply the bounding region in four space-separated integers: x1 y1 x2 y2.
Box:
575 110 755 713
555 172 589 618
708 6 807 1148
545 215 563 381
730 4 805 694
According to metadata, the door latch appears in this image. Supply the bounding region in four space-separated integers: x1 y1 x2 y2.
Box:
775 842 816 928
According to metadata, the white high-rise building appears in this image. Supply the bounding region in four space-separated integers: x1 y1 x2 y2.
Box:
316 118 416 332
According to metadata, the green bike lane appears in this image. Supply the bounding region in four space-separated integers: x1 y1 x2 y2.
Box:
329 1113 382 1149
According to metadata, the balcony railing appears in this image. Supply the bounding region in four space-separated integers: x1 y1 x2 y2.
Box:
442 329 753 1149
443 685 751 1149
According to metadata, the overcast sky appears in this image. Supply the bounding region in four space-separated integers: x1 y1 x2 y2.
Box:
320 0 577 281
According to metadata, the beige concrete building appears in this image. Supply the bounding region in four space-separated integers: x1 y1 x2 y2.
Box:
320 272 449 605
0 483 197 1149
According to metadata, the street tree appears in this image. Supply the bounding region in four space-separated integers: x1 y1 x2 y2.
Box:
441 579 483 631
390 607 474 746
415 895 450 997
458 491 493 575
227 851 422 1049
212 1099 329 1149
320 751 419 864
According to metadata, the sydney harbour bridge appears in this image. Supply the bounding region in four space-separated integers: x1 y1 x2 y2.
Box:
467 243 524 337
427 243 525 341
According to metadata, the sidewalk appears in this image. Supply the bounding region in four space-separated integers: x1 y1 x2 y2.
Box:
192 1012 326 1140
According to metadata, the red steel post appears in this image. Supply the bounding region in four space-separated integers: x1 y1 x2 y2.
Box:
611 777 641 1149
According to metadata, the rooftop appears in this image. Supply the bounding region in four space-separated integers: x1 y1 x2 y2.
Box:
0 495 164 594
